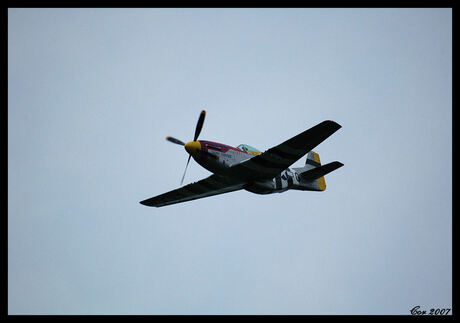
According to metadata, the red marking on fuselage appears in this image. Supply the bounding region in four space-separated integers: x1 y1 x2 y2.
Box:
199 140 246 154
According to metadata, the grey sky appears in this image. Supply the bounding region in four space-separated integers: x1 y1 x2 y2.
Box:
8 8 451 314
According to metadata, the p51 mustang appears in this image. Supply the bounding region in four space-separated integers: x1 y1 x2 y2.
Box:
140 110 343 207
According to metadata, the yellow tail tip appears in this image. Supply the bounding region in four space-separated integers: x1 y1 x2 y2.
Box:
313 152 321 165
317 176 326 191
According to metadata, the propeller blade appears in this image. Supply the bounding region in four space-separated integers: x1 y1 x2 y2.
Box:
180 155 192 186
193 110 206 141
166 136 185 146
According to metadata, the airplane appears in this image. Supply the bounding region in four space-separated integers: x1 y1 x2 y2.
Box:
140 110 343 207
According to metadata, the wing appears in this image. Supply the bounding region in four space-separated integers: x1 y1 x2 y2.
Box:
140 174 245 207
227 120 341 181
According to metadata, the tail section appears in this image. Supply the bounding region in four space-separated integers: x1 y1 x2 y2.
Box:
296 152 343 191
304 151 326 190
300 160 343 178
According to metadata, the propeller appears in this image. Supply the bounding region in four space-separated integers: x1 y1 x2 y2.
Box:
193 110 206 141
166 110 206 185
166 136 185 146
180 155 192 186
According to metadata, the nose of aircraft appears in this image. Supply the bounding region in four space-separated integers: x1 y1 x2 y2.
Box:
184 141 201 155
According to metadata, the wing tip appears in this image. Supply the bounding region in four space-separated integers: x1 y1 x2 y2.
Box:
326 120 341 128
140 199 155 207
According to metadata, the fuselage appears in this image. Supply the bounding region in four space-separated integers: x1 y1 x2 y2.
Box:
185 140 324 194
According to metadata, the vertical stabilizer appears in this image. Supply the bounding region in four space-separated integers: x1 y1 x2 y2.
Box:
305 151 321 168
305 151 326 191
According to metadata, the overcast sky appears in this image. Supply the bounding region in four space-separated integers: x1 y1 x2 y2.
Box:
8 8 451 314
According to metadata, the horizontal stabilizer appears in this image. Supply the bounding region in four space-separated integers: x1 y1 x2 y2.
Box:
299 161 344 181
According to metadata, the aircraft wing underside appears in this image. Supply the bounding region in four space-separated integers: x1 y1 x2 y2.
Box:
227 120 342 181
140 174 245 207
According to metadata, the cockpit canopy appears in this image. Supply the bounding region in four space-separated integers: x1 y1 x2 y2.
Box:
237 144 261 155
